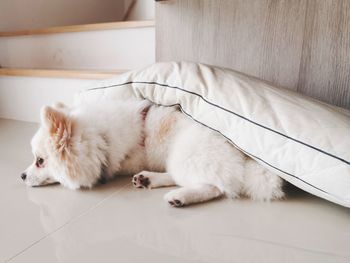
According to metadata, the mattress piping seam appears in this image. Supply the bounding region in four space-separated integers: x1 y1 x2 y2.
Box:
87 80 350 166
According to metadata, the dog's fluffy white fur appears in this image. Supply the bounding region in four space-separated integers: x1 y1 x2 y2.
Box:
23 99 284 206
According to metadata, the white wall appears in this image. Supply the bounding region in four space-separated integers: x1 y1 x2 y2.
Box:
0 0 126 31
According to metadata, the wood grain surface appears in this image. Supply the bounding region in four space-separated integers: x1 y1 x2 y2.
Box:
156 0 350 109
0 68 125 79
298 0 350 109
0 20 155 37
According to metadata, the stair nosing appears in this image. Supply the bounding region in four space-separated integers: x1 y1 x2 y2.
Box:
0 20 155 37
0 68 126 79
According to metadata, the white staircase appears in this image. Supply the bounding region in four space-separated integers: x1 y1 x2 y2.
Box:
0 20 155 122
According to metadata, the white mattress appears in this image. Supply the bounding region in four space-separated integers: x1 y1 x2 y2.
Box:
78 62 350 208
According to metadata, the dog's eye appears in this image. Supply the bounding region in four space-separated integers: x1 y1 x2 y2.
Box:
36 157 45 168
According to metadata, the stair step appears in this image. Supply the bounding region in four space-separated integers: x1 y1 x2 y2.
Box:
0 20 155 37
0 21 155 70
0 68 125 79
0 69 111 122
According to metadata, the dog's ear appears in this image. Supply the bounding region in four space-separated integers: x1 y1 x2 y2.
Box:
52 101 67 110
40 106 74 154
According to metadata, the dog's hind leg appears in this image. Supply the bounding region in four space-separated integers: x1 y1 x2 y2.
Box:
164 184 223 207
132 171 176 189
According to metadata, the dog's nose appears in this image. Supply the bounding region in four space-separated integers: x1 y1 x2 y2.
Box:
21 173 27 181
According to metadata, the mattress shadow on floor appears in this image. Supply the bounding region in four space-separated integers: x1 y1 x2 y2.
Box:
283 182 310 200
283 182 350 214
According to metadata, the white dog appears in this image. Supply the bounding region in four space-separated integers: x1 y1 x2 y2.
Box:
22 99 284 207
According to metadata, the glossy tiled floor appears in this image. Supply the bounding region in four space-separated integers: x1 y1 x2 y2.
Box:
1 118 349 263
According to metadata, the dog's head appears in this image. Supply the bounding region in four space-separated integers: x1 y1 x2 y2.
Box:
22 103 104 189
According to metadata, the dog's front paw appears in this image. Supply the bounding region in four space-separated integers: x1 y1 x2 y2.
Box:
168 199 184 207
164 191 185 207
132 173 150 189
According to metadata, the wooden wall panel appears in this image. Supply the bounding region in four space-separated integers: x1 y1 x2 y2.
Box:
156 0 307 90
298 0 350 109
156 0 350 109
